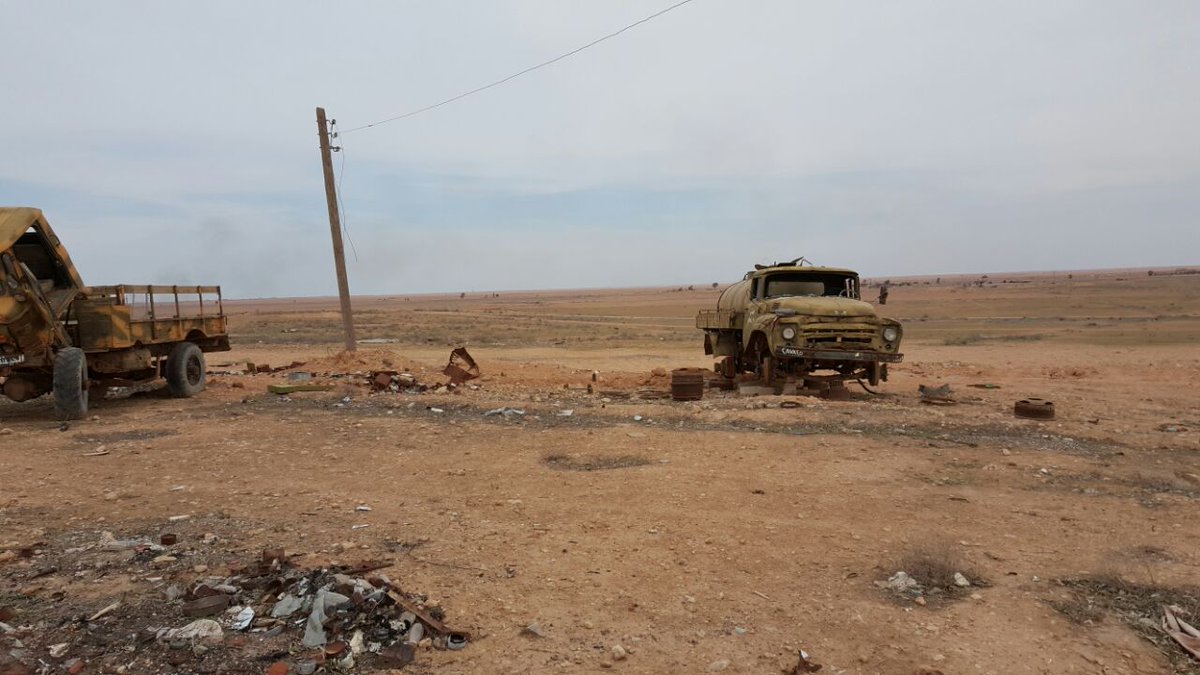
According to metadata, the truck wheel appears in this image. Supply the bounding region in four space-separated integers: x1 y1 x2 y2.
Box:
166 342 206 398
53 347 89 420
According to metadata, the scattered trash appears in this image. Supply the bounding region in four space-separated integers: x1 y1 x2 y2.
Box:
484 407 526 418
633 415 644 422
160 533 178 546
368 370 426 393
230 606 255 631
953 572 971 587
918 384 955 404
158 618 224 644
968 383 1001 389
1014 397 1055 420
355 505 372 512
428 407 445 414
784 649 824 673
1163 605 1200 660
557 409 574 417
521 622 546 638
443 347 480 385
99 530 159 552
88 601 120 622
182 594 231 617
48 643 70 658
82 448 110 457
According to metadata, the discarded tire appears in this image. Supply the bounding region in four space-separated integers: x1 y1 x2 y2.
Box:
1014 398 1055 420
670 368 706 401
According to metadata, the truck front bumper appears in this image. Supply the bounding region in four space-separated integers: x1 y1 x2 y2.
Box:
776 345 903 363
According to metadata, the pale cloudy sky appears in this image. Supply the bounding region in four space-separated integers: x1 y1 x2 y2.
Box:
2 1 1197 297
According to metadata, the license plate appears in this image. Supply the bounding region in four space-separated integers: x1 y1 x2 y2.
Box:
0 354 26 366
778 346 804 357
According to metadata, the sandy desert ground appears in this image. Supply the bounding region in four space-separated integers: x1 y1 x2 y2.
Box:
2 268 1199 674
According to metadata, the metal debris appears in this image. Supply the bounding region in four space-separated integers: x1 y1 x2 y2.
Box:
1163 605 1200 660
918 383 955 404
1014 397 1055 420
443 347 480 385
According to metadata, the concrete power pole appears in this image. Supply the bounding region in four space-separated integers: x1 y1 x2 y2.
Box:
315 107 357 352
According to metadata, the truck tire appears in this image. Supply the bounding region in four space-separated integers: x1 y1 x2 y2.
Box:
166 342 206 398
53 347 89 420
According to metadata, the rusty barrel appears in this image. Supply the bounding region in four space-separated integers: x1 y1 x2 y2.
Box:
670 368 706 401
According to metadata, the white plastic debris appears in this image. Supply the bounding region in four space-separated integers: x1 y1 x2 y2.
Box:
484 407 525 418
953 572 971 587
231 606 255 631
271 594 304 618
159 619 224 643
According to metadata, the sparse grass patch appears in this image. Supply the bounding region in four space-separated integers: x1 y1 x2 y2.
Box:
543 453 651 472
1053 574 1200 674
878 540 987 607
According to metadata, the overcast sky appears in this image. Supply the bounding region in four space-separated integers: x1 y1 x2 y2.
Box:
2 1 1197 297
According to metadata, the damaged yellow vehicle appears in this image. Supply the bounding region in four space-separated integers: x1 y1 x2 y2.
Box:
697 259 903 388
0 207 230 419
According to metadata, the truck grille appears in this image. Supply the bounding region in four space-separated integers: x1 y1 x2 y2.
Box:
801 326 875 346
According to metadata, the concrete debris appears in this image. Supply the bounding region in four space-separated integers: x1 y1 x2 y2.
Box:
881 571 922 593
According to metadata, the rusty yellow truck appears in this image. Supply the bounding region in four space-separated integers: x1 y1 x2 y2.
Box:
697 259 903 389
0 207 230 419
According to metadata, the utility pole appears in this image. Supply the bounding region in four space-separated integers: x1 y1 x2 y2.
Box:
315 106 357 352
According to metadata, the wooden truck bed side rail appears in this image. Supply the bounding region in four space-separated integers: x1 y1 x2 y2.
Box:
696 309 743 331
72 285 230 352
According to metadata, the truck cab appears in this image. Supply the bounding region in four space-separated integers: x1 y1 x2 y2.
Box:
1 207 231 419
697 260 903 388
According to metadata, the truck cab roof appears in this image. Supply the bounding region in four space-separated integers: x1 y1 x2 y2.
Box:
0 207 46 251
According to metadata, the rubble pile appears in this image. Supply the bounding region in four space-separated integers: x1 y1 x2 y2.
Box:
0 534 467 674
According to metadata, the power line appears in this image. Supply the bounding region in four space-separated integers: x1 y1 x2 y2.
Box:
342 0 698 134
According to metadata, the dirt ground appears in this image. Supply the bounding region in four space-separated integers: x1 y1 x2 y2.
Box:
2 268 1199 674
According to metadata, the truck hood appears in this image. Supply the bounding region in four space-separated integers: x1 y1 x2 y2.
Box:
765 296 878 318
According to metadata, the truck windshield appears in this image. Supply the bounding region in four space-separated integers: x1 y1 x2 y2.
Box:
763 273 857 299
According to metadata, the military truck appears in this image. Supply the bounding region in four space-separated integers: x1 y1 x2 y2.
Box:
0 207 230 419
696 259 902 388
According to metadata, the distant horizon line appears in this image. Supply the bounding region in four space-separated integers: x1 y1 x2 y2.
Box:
217 263 1198 302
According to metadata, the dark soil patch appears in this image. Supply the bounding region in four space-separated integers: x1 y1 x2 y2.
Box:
542 453 651 472
72 429 179 444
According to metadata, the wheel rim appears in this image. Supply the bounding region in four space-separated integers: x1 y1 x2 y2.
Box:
186 355 202 386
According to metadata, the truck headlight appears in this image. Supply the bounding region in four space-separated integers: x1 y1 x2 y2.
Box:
782 327 796 340
882 327 899 342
